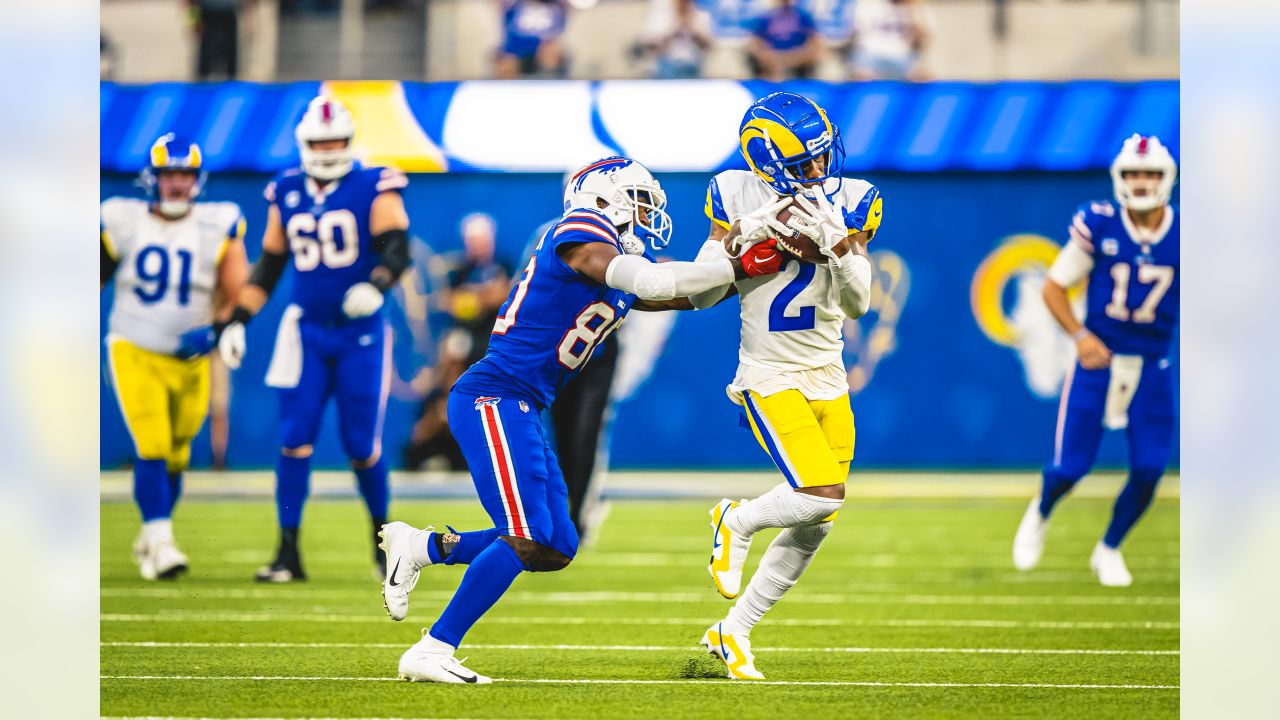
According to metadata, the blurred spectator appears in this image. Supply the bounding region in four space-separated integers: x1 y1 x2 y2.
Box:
495 0 569 79
188 0 244 80
848 0 933 81
404 214 511 471
639 0 716 79
745 0 823 82
100 34 117 80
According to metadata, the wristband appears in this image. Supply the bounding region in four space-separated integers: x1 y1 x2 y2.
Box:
1071 327 1090 342
230 306 252 326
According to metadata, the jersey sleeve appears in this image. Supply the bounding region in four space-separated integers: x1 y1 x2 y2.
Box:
1067 200 1113 256
705 176 731 230
843 184 884 239
547 210 622 277
219 204 246 264
374 166 409 194
100 198 141 261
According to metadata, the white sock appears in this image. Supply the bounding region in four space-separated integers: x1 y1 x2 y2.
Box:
417 633 456 655
142 519 174 544
409 528 435 567
725 483 842 537
724 521 832 637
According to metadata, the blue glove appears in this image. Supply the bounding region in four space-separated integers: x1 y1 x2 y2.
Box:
175 325 218 360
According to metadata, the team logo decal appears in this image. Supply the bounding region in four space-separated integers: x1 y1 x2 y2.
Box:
474 396 500 410
970 234 1082 399
842 250 910 394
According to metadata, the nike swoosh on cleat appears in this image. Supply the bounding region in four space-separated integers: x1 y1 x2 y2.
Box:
387 558 401 587
446 669 478 684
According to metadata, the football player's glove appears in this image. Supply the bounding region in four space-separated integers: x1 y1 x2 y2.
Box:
175 325 218 360
218 321 246 370
342 282 385 319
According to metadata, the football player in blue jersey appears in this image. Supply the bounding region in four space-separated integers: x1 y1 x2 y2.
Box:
376 156 787 683
1013 134 1179 587
214 97 412 582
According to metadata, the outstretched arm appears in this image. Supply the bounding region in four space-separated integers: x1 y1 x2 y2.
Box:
560 238 780 305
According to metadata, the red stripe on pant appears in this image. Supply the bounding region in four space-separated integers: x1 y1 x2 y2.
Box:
482 403 528 539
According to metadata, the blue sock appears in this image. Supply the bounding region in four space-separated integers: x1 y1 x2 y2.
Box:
428 540 525 647
1103 469 1162 548
133 459 171 522
1038 467 1082 518
354 458 390 522
167 471 183 514
431 527 504 565
276 454 312 529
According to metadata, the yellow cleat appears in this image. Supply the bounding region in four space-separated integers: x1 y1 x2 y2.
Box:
707 499 752 599
701 621 765 680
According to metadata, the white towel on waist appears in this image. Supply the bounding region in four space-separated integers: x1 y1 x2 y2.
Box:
265 304 304 389
1103 354 1144 430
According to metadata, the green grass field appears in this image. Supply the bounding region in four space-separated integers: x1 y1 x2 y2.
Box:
101 491 1178 719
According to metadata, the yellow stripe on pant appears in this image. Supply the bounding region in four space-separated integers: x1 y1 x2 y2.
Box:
741 389 855 493
107 337 211 472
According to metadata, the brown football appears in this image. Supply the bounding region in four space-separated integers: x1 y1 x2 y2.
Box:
722 198 827 264
771 200 828 265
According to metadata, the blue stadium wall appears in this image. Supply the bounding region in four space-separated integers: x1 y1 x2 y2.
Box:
100 80 1179 470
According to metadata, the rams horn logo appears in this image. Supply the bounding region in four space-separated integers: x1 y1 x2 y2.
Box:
970 234 1083 399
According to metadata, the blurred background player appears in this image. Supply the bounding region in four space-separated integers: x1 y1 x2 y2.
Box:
637 0 716 80
847 0 933 81
695 92 882 680
1013 135 1179 587
215 97 412 582
404 213 510 471
378 157 784 683
101 133 249 579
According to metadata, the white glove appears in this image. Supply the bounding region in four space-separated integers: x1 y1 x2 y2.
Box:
791 193 849 261
218 322 246 370
342 282 384 319
730 196 797 257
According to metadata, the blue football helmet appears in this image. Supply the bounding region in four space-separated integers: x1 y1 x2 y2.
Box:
739 92 845 195
139 133 207 218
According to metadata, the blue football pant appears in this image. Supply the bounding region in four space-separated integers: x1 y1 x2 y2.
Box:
1040 358 1175 547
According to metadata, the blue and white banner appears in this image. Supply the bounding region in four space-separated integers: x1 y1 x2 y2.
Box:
101 79 1179 175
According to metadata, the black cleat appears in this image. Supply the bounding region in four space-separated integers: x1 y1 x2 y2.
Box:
254 528 306 583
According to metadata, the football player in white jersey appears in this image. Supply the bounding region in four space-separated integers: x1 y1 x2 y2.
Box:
691 92 883 679
101 134 249 579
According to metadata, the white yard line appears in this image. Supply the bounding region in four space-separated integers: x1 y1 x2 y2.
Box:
102 641 1177 656
99 613 1178 630
100 588 1178 606
99 675 1179 690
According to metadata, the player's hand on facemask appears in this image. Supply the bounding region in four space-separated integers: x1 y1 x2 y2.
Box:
740 239 785 278
342 282 385 319
732 196 797 256
175 325 218 360
1076 331 1112 370
218 322 246 370
791 193 849 261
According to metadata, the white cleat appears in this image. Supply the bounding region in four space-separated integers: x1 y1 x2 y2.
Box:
1090 542 1133 587
707 499 752 599
397 631 492 684
132 531 156 580
1013 496 1050 571
379 521 427 621
700 621 764 680
148 538 189 580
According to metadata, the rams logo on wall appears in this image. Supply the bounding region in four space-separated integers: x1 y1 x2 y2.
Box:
843 250 910 394
970 235 1081 400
